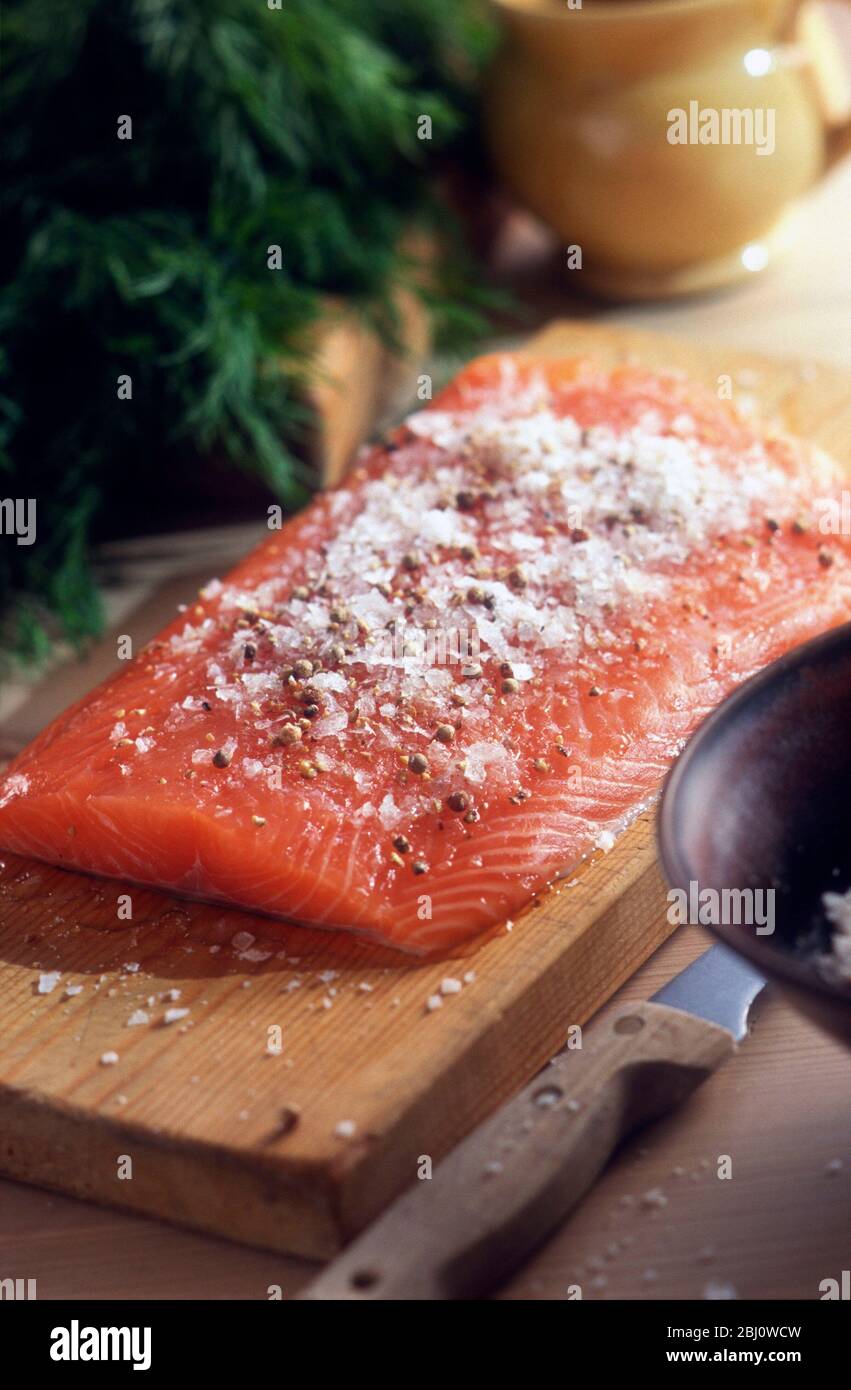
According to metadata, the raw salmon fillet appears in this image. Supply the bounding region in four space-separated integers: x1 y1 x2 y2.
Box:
2 354 850 953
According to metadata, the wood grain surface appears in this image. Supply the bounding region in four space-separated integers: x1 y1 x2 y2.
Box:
296 998 737 1300
2 923 848 1301
0 813 668 1260
1 318 849 1277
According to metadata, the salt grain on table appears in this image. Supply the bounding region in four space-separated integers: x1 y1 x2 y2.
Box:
703 1280 738 1300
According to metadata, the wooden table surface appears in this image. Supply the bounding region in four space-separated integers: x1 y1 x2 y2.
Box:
2 53 851 1298
2 922 848 1301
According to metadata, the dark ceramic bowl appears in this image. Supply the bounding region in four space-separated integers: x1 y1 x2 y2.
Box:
658 622 851 1048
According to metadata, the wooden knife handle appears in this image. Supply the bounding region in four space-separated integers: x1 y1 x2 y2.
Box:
296 1001 735 1301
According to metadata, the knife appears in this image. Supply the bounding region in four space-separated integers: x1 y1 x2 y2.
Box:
296 944 765 1300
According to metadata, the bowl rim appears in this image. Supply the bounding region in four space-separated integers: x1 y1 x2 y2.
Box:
657 621 851 1005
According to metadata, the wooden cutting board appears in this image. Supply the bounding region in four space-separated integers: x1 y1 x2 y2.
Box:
0 321 848 1261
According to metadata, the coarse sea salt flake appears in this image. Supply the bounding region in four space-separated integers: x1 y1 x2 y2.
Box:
0 772 30 808
703 1281 738 1301
463 741 513 785
312 710 348 738
163 1007 190 1025
311 670 348 694
821 887 851 983
378 793 402 829
38 971 61 995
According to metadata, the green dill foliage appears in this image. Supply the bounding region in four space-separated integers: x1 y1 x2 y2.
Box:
1 0 496 662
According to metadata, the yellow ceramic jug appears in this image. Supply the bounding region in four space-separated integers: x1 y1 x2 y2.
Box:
484 0 851 297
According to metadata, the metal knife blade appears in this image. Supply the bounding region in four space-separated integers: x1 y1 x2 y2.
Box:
652 942 766 1041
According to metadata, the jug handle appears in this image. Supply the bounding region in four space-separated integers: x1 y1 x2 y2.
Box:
798 1 851 171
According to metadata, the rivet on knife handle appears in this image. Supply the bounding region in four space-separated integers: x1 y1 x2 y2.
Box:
296 1001 735 1301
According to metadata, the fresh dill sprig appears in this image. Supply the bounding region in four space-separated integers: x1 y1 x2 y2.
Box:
1 0 498 663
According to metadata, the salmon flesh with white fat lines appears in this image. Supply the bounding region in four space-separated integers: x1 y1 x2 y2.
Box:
1 354 850 953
